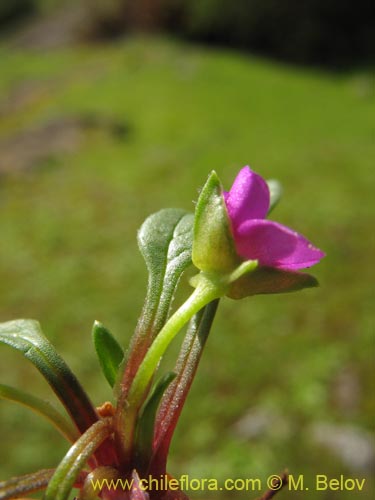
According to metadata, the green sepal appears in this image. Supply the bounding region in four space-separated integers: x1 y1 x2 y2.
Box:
0 383 78 442
0 319 98 435
189 260 258 296
267 179 282 214
135 371 176 473
92 321 124 388
227 267 319 299
192 171 240 273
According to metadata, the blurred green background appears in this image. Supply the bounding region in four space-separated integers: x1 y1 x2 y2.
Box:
0 1 374 499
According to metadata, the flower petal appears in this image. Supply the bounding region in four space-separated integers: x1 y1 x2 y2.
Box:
234 219 325 270
225 166 270 225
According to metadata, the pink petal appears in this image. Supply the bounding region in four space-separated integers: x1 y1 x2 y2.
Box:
225 166 270 226
234 219 325 270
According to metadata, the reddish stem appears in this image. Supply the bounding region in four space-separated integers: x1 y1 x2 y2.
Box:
257 472 289 500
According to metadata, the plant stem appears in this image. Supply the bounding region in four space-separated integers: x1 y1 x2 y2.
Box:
151 299 219 475
129 280 221 405
116 275 224 467
257 472 289 500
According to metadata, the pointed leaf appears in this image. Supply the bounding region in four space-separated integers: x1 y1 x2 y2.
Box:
45 419 112 500
92 321 124 388
135 372 176 473
0 383 78 442
0 319 98 435
227 267 318 299
0 469 55 500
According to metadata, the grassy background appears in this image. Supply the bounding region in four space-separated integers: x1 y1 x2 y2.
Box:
0 37 374 498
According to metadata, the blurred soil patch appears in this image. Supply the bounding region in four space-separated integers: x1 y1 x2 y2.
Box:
8 1 137 50
10 3 91 49
0 115 128 175
7 1 164 50
0 79 54 117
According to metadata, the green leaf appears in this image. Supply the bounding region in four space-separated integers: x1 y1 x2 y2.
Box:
0 319 98 435
227 267 319 299
0 383 78 442
44 419 112 500
192 171 240 273
92 321 124 388
115 209 194 464
137 208 194 336
0 468 55 500
135 372 176 473
117 209 193 395
267 179 283 214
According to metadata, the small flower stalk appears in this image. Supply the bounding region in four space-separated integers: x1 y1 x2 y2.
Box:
0 166 324 500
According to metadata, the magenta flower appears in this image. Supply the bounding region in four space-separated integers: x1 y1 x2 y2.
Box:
224 167 325 271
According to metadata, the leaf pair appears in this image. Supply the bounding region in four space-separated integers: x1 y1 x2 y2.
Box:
0 320 116 499
0 320 98 435
0 319 118 471
122 209 194 392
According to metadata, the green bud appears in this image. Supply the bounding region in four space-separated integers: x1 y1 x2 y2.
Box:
192 171 240 273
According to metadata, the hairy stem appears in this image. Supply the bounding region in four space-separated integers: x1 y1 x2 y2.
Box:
115 277 223 469
151 299 219 475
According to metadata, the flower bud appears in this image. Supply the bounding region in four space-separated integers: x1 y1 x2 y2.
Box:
192 171 240 273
